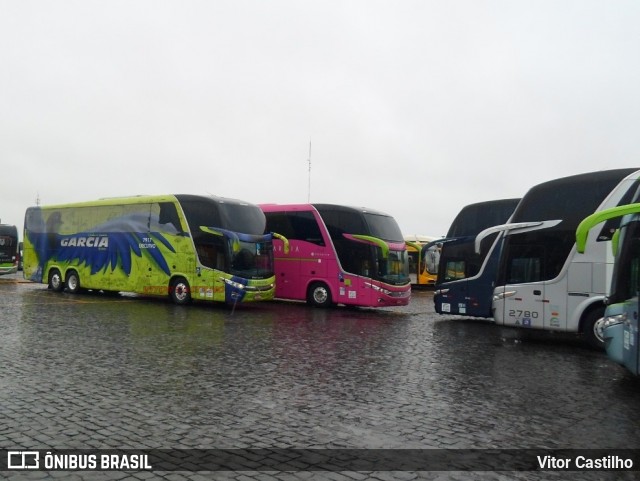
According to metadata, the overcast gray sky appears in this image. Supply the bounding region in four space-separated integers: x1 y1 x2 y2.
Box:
2 0 640 238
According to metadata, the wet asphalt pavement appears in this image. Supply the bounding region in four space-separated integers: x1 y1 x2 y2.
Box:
1 272 640 481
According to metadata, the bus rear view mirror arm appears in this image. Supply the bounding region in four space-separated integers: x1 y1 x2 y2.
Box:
474 220 562 254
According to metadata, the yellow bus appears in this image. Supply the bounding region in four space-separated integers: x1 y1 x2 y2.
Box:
23 194 276 305
404 235 440 288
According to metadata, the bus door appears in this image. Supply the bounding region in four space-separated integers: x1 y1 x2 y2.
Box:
495 243 549 329
194 226 229 299
491 220 563 329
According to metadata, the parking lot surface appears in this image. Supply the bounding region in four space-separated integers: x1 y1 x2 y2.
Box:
1 273 640 480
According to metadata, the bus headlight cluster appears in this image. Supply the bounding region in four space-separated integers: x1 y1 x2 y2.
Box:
388 289 410 297
363 283 409 298
604 313 627 328
244 283 274 292
222 278 246 290
493 290 517 302
365 282 391 295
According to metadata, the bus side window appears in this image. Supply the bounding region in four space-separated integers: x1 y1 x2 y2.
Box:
157 202 183 234
194 233 226 270
197 244 218 269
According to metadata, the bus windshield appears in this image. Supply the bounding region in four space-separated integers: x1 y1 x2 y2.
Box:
446 199 522 238
499 172 638 284
178 194 273 278
230 234 274 279
363 212 405 241
218 202 268 235
609 218 640 304
379 248 410 284
176 194 266 235
316 205 410 286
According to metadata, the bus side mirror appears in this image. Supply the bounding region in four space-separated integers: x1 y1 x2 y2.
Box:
272 232 290 254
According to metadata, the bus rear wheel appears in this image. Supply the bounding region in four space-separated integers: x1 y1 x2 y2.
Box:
48 269 64 292
583 306 606 350
66 271 81 294
307 282 332 308
170 277 191 305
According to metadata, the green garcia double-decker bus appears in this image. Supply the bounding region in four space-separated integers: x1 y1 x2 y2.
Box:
23 194 275 305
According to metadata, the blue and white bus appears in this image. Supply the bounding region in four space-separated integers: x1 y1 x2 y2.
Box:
491 168 640 349
431 198 521 317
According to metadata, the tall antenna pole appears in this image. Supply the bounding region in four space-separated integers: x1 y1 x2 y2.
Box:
307 140 312 203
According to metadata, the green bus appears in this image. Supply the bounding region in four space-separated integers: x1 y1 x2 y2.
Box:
23 194 275 304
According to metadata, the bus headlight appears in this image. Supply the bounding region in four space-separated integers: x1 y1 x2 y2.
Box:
222 278 246 290
493 290 517 302
365 282 391 295
604 313 627 328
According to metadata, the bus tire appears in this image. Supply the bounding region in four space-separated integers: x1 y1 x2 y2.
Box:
66 270 81 294
170 277 191 305
48 269 64 292
583 306 606 350
307 282 332 308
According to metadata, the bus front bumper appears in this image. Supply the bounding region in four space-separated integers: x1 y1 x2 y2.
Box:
0 266 18 275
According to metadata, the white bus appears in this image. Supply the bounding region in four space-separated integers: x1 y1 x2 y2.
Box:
486 168 640 349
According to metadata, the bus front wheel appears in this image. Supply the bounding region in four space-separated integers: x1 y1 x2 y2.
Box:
583 306 606 350
170 277 191 305
308 282 332 308
66 271 81 294
48 269 64 292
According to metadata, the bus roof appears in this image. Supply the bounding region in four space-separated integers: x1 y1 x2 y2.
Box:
27 194 255 210
0 224 18 236
446 198 521 238
404 234 438 243
260 203 394 217
509 168 640 223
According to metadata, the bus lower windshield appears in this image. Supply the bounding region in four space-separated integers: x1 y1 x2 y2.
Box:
378 248 410 285
230 237 274 279
334 236 410 285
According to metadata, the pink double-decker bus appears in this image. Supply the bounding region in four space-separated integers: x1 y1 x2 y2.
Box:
260 203 411 308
